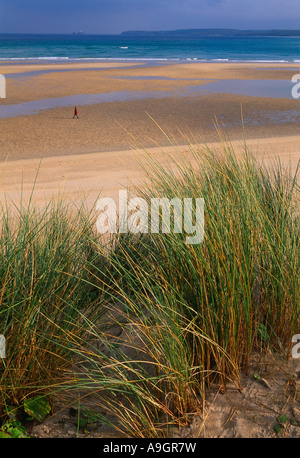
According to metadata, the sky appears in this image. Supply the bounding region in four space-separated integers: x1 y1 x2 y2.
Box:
0 0 299 35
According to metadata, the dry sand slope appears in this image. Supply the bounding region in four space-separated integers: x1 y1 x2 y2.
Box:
0 136 299 209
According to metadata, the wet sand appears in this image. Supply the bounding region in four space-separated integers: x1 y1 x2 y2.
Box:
0 61 299 205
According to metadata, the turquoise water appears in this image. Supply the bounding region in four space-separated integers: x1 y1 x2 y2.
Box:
0 34 299 62
0 34 298 122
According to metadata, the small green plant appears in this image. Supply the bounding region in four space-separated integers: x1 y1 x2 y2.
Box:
277 414 288 425
273 423 282 435
24 396 51 422
0 396 51 438
274 415 290 436
0 419 30 438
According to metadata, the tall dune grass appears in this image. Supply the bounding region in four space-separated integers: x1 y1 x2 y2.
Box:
128 142 299 371
0 140 299 437
65 141 299 436
0 198 105 413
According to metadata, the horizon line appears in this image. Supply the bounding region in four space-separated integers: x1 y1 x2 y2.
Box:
0 27 300 36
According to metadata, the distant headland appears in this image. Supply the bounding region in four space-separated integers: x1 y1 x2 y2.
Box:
121 28 300 37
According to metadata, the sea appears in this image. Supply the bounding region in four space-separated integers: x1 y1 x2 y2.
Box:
0 33 299 120
0 33 299 63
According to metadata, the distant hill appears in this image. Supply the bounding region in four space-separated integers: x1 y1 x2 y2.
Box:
121 29 300 37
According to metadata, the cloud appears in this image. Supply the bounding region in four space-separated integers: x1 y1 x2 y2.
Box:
206 0 225 4
0 0 299 34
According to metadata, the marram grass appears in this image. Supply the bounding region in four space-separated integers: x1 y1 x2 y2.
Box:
0 198 105 412
0 139 299 437
89 140 299 435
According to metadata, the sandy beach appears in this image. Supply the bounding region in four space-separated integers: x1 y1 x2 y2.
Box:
0 43 299 438
0 61 299 205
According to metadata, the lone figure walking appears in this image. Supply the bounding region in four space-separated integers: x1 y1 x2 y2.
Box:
73 107 79 119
